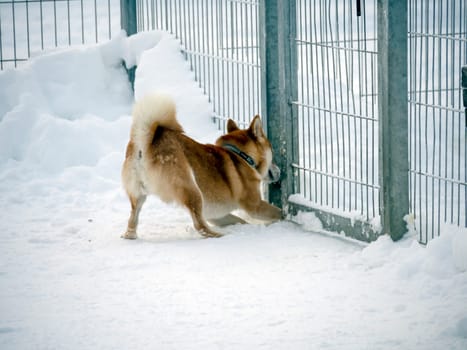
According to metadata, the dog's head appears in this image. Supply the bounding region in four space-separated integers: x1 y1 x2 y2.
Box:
216 115 281 184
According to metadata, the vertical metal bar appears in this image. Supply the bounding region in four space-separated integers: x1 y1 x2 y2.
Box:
324 0 333 209
219 1 225 127
423 0 429 239
94 0 98 42
121 0 137 36
336 0 346 212
0 8 3 70
458 1 465 228
328 0 339 211
108 0 112 39
257 0 261 120
227 1 232 121
26 0 31 57
305 0 313 201
53 0 57 46
80 0 84 44
165 0 169 33
430 0 435 238
449 0 455 225
463 66 467 228
260 0 298 210
229 0 234 121
195 1 200 85
409 0 415 238
67 0 71 45
201 0 206 94
301 0 309 199
234 2 240 123
240 2 245 121
12 1 17 67
362 1 369 220
345 0 352 212
208 0 213 104
214 0 220 118
377 0 409 241
246 1 251 119
320 0 329 207
358 3 364 215
437 0 443 236
417 0 423 241
40 0 44 49
371 0 377 219
314 1 323 206
311 1 319 204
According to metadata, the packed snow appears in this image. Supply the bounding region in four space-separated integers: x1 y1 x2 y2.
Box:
0 31 466 350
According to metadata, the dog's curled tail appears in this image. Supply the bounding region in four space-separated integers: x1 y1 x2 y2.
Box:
130 92 183 151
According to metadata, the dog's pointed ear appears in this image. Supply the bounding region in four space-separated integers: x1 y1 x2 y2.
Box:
249 115 265 138
227 119 239 133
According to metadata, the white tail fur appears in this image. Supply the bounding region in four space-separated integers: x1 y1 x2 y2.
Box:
130 92 182 152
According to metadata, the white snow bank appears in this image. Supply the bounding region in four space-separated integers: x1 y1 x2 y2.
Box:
0 33 132 171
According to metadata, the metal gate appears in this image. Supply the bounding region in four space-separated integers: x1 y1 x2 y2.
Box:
263 0 465 242
289 0 380 241
408 0 466 244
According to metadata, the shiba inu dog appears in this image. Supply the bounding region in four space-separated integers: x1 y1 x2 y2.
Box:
121 92 281 239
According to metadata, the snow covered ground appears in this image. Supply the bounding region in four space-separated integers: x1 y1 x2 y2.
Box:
1 31 467 349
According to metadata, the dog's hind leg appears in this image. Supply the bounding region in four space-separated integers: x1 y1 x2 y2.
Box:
177 185 222 238
122 194 146 239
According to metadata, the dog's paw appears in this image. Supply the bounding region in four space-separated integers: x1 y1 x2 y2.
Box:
200 230 223 238
121 230 137 240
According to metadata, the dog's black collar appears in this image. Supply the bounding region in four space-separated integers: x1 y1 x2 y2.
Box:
222 144 257 169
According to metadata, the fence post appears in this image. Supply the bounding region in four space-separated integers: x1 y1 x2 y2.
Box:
120 0 137 36
260 0 298 211
120 0 137 91
463 66 466 228
462 66 467 123
377 0 409 241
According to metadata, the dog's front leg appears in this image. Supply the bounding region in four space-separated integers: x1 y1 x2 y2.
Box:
122 195 146 239
241 199 282 223
208 214 247 227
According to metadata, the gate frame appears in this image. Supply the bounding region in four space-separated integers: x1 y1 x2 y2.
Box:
259 0 298 215
260 0 409 242
377 0 409 241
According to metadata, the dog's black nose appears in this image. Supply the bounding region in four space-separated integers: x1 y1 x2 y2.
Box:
267 164 281 183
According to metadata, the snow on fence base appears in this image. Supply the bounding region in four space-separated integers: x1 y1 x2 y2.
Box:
289 194 382 243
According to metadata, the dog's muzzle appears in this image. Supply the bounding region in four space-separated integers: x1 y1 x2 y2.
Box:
266 163 281 183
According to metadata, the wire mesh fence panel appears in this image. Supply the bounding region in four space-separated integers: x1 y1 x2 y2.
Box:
136 0 262 129
408 0 467 244
0 0 120 70
290 0 380 234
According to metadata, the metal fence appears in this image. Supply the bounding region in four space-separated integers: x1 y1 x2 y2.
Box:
1 0 465 243
289 0 381 241
133 0 261 130
408 0 466 244
0 0 119 69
